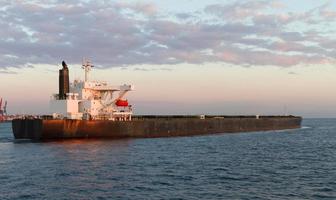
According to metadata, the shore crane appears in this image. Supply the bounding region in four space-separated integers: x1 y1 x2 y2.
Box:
0 98 8 121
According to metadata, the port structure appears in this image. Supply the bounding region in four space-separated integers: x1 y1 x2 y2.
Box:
0 98 7 121
50 60 134 121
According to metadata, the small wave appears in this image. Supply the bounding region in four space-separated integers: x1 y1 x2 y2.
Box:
316 187 333 192
274 126 311 133
213 167 229 172
218 175 248 181
0 138 14 143
13 139 35 144
301 126 311 129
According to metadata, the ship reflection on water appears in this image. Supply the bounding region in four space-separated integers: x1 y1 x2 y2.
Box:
46 139 134 187
49 139 133 164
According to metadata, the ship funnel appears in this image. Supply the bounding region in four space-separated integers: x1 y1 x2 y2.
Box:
59 60 69 100
62 61 68 68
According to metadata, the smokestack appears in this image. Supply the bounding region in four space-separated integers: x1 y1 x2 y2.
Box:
59 61 69 100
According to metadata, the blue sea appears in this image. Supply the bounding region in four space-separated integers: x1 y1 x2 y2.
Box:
0 119 335 200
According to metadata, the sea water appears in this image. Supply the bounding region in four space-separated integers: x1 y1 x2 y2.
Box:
0 119 335 199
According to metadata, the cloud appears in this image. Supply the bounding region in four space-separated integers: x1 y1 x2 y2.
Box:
288 71 298 75
318 2 336 19
133 67 172 72
204 0 279 20
0 0 335 71
0 70 17 74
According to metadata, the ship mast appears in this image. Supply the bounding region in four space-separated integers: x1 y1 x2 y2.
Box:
82 58 93 82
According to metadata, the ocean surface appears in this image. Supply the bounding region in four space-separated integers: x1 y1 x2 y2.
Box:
0 119 335 200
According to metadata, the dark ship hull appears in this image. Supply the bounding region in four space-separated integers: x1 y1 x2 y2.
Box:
12 115 302 140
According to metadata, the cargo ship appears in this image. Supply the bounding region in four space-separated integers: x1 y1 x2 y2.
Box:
12 60 302 140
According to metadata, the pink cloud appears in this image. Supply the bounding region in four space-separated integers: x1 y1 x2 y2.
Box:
0 0 335 69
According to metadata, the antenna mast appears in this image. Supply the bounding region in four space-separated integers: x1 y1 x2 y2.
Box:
82 58 94 82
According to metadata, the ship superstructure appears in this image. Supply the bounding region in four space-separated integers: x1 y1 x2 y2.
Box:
50 60 134 121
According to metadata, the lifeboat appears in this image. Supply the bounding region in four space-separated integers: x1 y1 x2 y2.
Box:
115 99 129 107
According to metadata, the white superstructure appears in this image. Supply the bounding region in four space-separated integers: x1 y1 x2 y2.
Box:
50 60 134 121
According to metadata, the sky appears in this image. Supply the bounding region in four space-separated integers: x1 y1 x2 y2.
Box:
1 0 336 117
